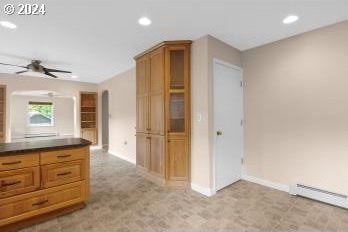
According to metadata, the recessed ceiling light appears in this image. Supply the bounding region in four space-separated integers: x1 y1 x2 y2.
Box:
71 75 78 79
0 21 17 29
138 17 151 26
283 15 299 24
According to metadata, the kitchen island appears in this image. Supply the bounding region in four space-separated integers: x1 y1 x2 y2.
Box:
0 138 91 232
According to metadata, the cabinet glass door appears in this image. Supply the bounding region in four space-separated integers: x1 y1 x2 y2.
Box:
169 48 186 133
169 93 185 132
170 50 184 89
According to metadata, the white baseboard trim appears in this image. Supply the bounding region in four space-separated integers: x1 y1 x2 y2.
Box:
242 174 290 193
90 145 102 150
108 150 136 165
191 182 216 197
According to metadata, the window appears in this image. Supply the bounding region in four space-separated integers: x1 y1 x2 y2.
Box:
28 101 54 126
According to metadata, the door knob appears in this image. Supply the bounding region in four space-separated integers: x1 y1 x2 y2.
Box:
216 131 223 136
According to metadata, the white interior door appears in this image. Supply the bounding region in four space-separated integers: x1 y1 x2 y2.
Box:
214 60 243 191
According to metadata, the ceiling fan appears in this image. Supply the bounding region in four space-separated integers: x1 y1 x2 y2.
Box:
0 60 71 78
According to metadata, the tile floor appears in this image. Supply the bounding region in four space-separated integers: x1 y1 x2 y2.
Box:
20 151 348 232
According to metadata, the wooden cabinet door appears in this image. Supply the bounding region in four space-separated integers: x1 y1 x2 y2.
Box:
136 95 148 134
0 181 86 226
136 56 149 133
136 56 149 96
136 133 149 170
149 48 164 135
0 154 39 172
81 129 97 145
41 160 86 188
0 167 40 199
149 135 164 177
167 137 189 181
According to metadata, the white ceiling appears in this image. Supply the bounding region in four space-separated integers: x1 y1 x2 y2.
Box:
1 0 348 83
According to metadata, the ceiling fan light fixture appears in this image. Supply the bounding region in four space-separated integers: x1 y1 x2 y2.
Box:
0 60 71 79
71 75 78 79
0 21 17 29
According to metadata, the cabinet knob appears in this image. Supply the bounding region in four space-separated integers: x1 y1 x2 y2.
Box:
216 131 223 136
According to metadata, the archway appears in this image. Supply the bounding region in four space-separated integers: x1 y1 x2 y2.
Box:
102 90 109 151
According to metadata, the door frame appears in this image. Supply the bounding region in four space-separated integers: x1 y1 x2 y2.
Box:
101 90 109 151
212 58 244 192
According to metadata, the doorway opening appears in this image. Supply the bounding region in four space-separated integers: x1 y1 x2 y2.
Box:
213 59 243 191
102 90 109 151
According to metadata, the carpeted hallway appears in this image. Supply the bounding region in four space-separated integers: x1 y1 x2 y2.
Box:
21 151 348 232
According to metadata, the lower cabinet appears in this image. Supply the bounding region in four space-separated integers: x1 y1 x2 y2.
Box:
149 135 164 178
41 160 86 188
136 134 166 182
136 133 148 170
0 167 40 199
0 181 86 226
0 146 90 229
136 135 190 187
167 137 189 182
81 128 97 145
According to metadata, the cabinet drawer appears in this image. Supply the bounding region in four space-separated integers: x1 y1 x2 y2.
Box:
0 167 40 199
41 160 86 188
0 181 86 226
0 154 39 171
40 147 87 165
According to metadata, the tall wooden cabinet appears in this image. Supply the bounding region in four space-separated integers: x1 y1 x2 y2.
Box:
135 41 191 187
80 92 98 145
0 85 6 143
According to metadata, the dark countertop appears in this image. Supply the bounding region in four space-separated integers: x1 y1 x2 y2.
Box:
0 138 92 156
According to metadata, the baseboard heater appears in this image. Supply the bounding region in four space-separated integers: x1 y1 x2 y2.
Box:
24 133 58 138
291 184 348 209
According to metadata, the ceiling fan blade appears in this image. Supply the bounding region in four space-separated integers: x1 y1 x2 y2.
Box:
44 68 71 73
0 62 27 68
15 70 28 74
44 70 58 78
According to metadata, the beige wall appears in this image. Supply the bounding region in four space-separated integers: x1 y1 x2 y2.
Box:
191 36 210 188
98 68 136 163
191 35 241 190
242 21 348 195
0 74 97 142
11 95 74 138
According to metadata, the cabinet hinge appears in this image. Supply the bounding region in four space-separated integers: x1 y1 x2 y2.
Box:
240 119 244 126
240 81 243 87
241 158 244 164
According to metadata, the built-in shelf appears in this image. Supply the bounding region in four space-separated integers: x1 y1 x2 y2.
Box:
169 89 185 93
80 92 97 145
